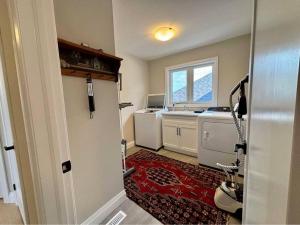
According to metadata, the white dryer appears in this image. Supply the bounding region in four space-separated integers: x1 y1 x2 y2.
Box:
198 111 246 175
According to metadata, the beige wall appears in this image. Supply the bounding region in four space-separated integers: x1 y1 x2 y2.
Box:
115 36 250 142
53 0 123 223
149 34 251 106
113 5 150 144
117 53 149 144
54 0 115 54
285 3 300 222
288 65 300 223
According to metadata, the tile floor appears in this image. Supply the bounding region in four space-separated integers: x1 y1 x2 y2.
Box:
0 199 23 224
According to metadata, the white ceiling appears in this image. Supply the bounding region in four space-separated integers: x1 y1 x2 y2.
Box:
112 0 252 60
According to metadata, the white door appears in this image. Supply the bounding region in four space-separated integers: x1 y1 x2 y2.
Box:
245 0 300 223
0 37 25 221
162 121 179 149
178 125 197 154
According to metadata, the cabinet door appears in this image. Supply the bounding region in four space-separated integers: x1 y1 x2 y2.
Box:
162 122 179 149
178 124 197 153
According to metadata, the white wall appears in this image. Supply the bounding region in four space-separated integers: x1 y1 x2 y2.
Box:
53 0 124 223
117 53 149 144
149 35 251 106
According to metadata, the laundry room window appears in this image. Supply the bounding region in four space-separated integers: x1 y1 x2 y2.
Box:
170 69 188 103
166 57 218 107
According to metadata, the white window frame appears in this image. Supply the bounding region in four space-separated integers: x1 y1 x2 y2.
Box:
165 57 218 107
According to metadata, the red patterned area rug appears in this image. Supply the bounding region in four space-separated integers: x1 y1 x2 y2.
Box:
124 150 229 225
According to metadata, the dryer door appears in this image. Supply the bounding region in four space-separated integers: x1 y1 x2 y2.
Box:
202 121 238 154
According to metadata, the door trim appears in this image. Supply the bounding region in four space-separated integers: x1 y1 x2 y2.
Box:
0 55 10 203
0 144 9 203
1 0 77 223
242 0 257 223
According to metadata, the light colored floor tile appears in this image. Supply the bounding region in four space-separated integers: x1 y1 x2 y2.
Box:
0 199 23 224
126 146 199 165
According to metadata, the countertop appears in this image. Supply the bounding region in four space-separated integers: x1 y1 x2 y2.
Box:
162 111 247 120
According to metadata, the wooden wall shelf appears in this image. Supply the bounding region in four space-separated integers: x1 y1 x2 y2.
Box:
57 38 123 82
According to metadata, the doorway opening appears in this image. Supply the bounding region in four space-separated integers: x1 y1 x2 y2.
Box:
108 0 252 224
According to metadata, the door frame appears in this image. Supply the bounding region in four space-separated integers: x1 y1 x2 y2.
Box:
0 141 9 203
0 43 17 205
0 34 27 221
242 0 256 222
0 0 77 223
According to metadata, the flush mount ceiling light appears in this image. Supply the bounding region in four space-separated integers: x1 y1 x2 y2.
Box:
154 27 175 42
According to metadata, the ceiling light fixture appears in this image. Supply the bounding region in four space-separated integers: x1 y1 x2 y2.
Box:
154 27 175 42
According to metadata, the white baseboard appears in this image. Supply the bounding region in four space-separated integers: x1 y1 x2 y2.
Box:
3 191 16 204
127 141 135 149
81 190 127 225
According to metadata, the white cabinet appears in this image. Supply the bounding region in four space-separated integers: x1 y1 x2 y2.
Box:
162 116 198 156
179 124 197 153
162 122 178 149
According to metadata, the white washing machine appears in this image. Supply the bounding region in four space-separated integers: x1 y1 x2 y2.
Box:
134 109 163 150
198 111 246 175
134 94 165 151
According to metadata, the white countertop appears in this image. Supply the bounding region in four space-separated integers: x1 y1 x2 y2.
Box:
198 111 234 119
161 111 199 117
162 111 247 120
135 109 164 114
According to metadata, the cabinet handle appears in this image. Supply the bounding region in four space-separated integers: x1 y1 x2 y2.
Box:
176 127 179 136
179 128 181 136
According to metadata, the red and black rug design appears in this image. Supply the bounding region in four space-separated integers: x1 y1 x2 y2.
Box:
124 150 228 225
